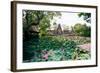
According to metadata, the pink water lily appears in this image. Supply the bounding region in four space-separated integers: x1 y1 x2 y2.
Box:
77 43 91 52
43 54 48 60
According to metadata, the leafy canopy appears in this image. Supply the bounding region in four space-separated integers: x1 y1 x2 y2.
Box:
23 10 61 37
78 13 91 23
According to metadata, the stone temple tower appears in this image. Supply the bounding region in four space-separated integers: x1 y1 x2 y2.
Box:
56 24 63 35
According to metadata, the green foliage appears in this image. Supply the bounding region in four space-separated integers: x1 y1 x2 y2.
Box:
78 13 91 23
74 37 90 45
23 10 61 39
78 53 90 60
73 23 91 37
23 36 90 62
48 49 63 61
71 47 91 60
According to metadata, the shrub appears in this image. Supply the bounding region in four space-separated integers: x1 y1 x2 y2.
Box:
73 23 91 37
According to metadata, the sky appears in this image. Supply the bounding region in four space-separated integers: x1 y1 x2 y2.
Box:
50 12 90 30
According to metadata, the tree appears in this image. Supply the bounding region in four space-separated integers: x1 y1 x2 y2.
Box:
23 10 61 40
78 13 91 23
73 23 91 37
